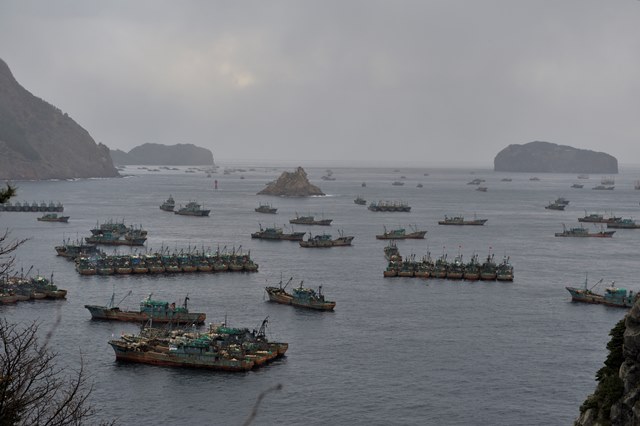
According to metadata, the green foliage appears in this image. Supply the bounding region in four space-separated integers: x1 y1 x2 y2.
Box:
579 318 626 420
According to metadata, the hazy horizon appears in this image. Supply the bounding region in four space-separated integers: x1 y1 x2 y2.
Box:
1 1 639 165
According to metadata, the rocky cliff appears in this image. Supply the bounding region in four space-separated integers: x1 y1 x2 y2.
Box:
258 167 325 197
494 141 618 174
109 143 214 165
575 301 640 426
0 58 119 180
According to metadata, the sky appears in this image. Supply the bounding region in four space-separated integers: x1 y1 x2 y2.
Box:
1 0 639 167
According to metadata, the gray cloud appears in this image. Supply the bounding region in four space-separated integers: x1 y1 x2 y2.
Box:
1 0 639 166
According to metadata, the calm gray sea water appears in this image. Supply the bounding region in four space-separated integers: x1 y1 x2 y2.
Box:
2 165 639 425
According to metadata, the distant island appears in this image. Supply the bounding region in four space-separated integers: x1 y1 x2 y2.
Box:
110 143 214 166
494 141 618 174
258 167 325 197
0 58 119 180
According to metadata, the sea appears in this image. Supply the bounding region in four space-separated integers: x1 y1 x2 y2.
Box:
2 164 639 426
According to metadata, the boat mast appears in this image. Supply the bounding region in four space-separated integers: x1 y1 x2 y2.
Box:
282 277 294 290
257 316 269 338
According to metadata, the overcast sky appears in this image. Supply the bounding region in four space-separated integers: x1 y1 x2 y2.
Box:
1 1 639 167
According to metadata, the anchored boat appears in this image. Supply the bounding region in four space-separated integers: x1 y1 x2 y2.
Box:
37 213 69 222
299 232 354 248
289 214 332 226
265 278 336 311
85 293 206 324
375 226 426 240
175 201 210 216
438 215 487 226
255 203 277 214
251 225 305 241
607 219 640 229
554 224 615 238
566 275 637 308
160 195 176 212
108 318 287 372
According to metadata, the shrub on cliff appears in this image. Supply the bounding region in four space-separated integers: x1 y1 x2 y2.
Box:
579 319 626 421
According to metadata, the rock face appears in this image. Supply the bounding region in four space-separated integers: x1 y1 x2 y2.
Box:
494 141 618 174
0 58 119 180
575 301 640 426
109 143 214 165
258 167 325 197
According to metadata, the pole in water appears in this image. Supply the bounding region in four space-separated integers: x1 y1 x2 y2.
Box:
214 180 218 190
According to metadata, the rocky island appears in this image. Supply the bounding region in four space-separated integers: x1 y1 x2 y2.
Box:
258 167 325 197
494 141 618 174
110 143 214 166
0 58 119 180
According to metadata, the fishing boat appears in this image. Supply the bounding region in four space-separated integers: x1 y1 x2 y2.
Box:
160 195 176 212
367 201 411 212
601 177 615 185
606 219 640 229
85 230 147 246
480 253 497 280
467 178 484 185
299 232 354 248
545 202 566 211
392 181 404 186
37 213 69 222
375 226 426 240
0 292 18 304
251 225 306 241
30 274 67 299
446 254 464 279
289 214 332 226
463 254 481 280
566 275 637 308
108 325 278 372
554 224 615 238
265 278 336 311
175 201 210 216
264 279 294 304
571 183 584 189
255 203 277 214
354 196 367 205
85 293 205 324
383 264 399 277
383 241 400 260
578 212 622 224
438 215 487 226
0 200 63 212
496 256 514 281
89 219 136 236
476 186 488 192
592 185 614 190
55 239 102 259
431 254 448 278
